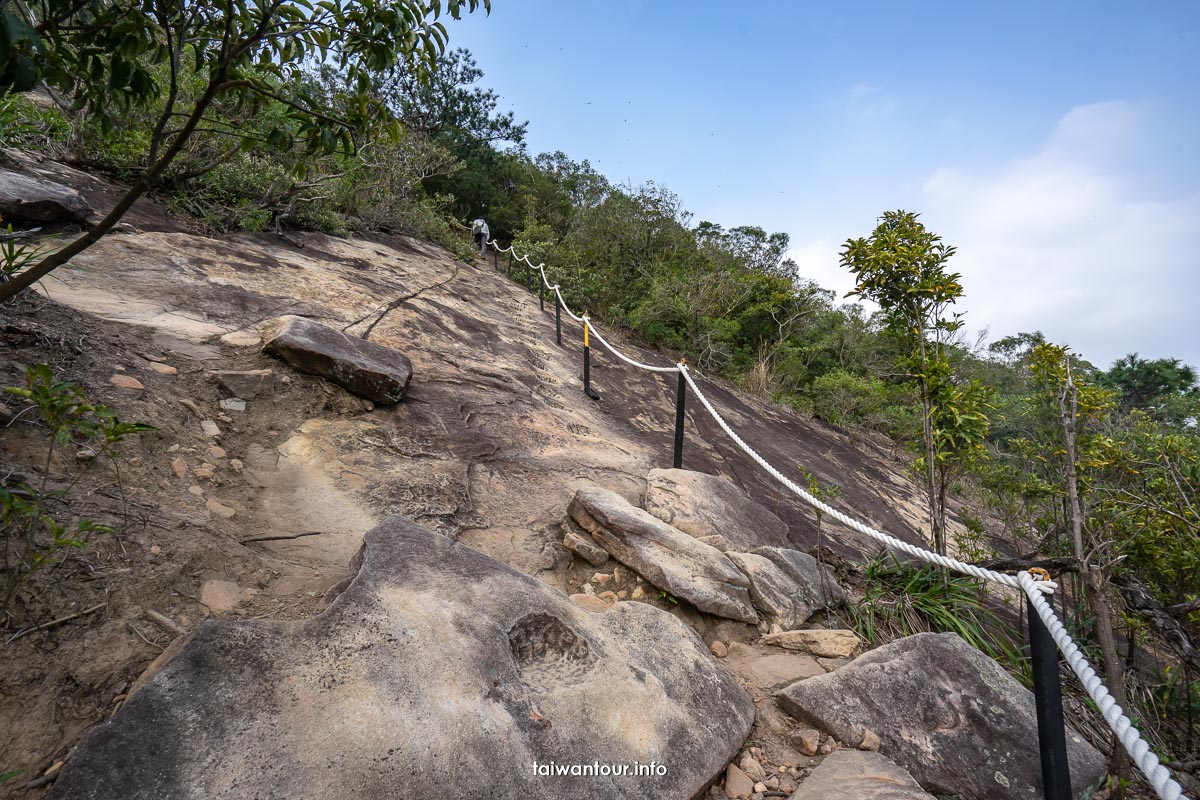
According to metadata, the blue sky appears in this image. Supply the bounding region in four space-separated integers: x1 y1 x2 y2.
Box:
447 1 1200 369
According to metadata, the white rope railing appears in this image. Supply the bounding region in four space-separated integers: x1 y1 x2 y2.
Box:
473 233 1191 800
1020 572 1187 800
584 315 679 373
679 365 1050 592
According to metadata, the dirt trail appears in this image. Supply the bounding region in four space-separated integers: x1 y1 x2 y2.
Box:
1 164 935 792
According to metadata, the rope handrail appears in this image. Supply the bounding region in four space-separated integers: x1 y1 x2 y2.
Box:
1020 572 1187 800
584 315 679 373
679 365 1050 592
473 235 1191 800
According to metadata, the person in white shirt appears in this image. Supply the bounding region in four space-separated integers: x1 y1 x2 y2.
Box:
470 218 489 256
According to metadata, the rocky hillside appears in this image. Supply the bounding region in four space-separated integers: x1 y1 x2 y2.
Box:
1 159 1110 799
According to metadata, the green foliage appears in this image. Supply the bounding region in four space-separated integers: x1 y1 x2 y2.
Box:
2 364 154 618
0 0 492 300
1103 352 1199 423
0 225 54 282
809 369 886 429
840 210 986 555
849 554 1027 680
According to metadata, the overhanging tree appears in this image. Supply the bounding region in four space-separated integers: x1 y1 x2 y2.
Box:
0 0 488 301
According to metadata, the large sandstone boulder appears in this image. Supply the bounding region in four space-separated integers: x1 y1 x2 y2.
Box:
643 468 789 549
726 547 846 629
259 315 413 404
50 516 755 800
755 546 847 608
568 487 757 623
0 169 94 224
776 633 1106 800
791 750 935 799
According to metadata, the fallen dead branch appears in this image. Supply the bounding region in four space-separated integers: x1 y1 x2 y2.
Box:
5 602 106 644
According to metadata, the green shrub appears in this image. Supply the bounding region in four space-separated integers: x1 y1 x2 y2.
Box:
848 554 1027 681
810 369 887 429
2 364 153 617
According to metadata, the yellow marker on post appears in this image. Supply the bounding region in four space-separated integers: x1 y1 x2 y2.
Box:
582 315 599 400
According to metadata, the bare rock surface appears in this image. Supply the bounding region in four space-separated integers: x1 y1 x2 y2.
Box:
790 749 935 799
761 629 860 659
561 518 609 567
568 486 756 622
722 642 824 695
6 161 941 785
754 546 847 609
776 632 1106 800
0 168 94 224
726 549 844 630
49 516 754 800
644 468 789 549
260 314 413 404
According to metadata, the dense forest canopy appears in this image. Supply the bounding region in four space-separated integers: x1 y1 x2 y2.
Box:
1 4 1198 777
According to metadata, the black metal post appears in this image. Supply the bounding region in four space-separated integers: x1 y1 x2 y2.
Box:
507 253 512 278
555 297 562 347
525 260 531 291
539 279 544 311
1028 593 1073 800
583 321 600 400
492 248 498 271
673 368 686 469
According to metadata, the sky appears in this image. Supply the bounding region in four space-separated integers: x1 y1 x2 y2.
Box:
446 1 1200 370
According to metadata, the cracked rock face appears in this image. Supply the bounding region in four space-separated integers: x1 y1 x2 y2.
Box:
643 468 790 550
259 315 413 404
790 750 935 799
49 516 754 800
568 486 757 623
776 633 1106 800
0 168 94 224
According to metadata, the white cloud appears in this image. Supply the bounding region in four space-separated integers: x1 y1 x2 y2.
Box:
922 101 1200 369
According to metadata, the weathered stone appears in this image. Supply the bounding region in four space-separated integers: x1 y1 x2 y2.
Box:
170 457 188 479
738 753 766 782
568 593 610 613
727 551 821 629
146 362 177 375
644 468 789 549
200 419 221 438
50 517 754 800
776 633 1106 800
753 546 847 609
793 726 820 756
205 498 236 519
259 315 412 404
0 169 94 224
790 750 935 800
560 518 608 567
761 629 860 658
724 643 824 694
568 487 756 623
724 763 754 799
219 397 246 412
219 330 262 348
205 369 273 399
709 640 728 658
109 374 144 390
859 728 881 751
696 534 732 552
